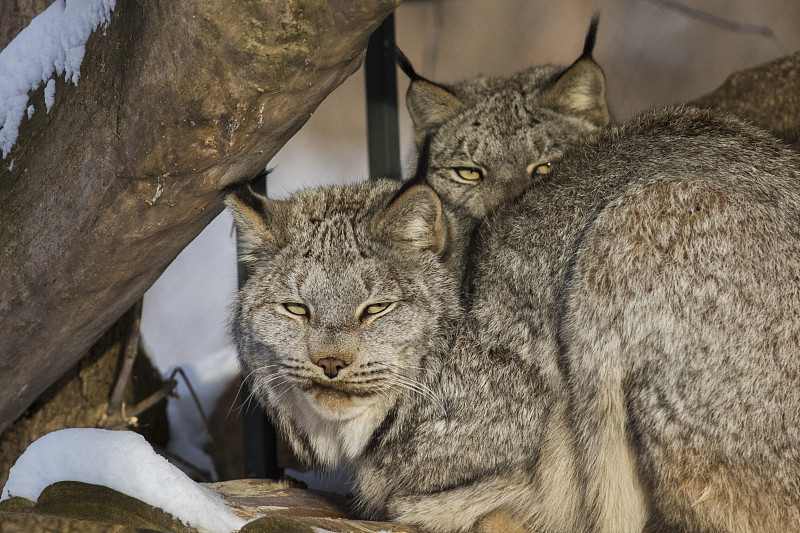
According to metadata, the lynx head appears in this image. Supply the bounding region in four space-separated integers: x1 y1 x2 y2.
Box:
398 16 608 219
226 178 460 467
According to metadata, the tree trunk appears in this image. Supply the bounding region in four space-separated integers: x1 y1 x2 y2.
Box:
0 305 166 533
0 0 51 50
0 0 400 435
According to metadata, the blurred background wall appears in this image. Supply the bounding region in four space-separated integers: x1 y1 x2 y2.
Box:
139 0 800 478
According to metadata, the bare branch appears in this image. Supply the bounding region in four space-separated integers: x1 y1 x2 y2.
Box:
106 298 144 419
649 0 776 39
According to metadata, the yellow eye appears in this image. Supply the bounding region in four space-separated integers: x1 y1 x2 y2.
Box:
361 302 393 319
453 167 483 182
531 162 553 177
283 303 309 316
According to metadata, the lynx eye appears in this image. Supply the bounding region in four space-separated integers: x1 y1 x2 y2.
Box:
360 302 395 321
531 162 552 175
282 302 309 317
452 167 484 183
528 162 553 183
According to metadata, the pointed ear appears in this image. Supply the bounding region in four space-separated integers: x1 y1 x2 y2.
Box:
541 57 609 128
374 184 448 254
224 184 290 261
406 80 467 147
398 49 466 147
541 16 608 128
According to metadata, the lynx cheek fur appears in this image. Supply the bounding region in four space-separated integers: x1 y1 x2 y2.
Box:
397 17 609 221
226 179 461 469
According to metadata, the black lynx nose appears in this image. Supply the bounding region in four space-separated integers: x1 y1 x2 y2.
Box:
317 357 348 379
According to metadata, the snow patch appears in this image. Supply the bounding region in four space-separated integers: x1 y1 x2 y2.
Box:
1 428 247 533
26 105 34 119
0 0 116 157
44 79 56 112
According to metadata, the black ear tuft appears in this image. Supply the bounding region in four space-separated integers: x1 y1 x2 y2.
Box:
396 46 466 147
541 15 608 128
581 14 600 59
251 166 273 183
387 134 432 207
224 182 263 217
223 167 273 205
396 45 423 81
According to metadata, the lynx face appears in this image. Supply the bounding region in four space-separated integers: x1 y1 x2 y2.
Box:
399 17 608 220
424 85 603 219
227 180 460 466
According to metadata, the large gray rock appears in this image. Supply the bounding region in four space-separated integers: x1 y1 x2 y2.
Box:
691 51 800 150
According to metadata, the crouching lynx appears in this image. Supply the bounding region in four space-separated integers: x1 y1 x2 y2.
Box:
228 106 800 533
397 16 609 221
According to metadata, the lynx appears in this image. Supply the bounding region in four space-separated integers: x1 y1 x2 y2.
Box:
397 16 609 222
228 106 800 533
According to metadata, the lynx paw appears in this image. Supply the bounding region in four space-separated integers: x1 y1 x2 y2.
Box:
474 509 527 533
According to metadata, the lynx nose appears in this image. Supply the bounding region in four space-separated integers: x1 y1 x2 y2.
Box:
317 357 348 379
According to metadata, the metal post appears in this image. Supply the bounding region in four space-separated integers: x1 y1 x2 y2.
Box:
238 173 281 479
365 14 402 181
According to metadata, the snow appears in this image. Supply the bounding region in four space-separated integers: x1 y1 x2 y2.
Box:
1 428 248 533
152 181 163 203
44 79 56 112
141 209 242 480
0 0 116 157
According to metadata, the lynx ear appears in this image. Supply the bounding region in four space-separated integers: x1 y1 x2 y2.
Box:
397 46 466 147
375 184 448 254
541 15 609 128
406 81 467 147
224 182 290 261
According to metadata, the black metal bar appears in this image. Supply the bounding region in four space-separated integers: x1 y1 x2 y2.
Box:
365 13 401 181
242 386 280 478
237 173 281 479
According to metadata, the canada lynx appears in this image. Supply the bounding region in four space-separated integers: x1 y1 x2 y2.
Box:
397 16 608 221
228 106 800 532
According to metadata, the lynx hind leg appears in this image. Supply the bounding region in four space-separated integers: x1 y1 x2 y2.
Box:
558 341 649 533
563 178 800 533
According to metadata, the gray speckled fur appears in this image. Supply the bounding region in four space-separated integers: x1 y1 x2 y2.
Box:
229 107 800 533
452 106 800 533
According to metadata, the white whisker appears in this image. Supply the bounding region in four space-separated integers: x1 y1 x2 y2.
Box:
364 367 447 417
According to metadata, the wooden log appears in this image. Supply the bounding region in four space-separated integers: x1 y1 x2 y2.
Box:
0 478 420 532
0 0 401 434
